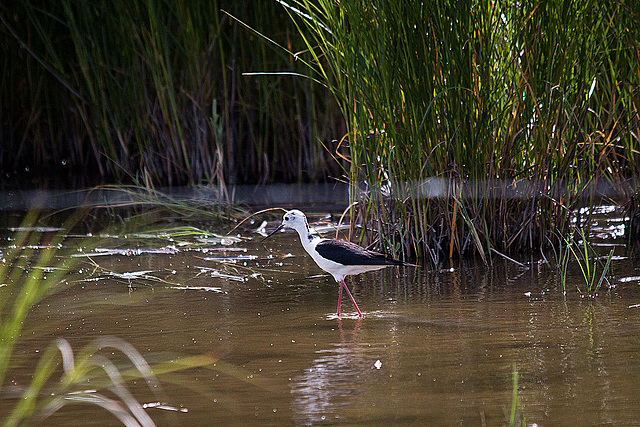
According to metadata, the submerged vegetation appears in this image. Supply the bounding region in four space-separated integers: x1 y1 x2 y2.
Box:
2 1 639 261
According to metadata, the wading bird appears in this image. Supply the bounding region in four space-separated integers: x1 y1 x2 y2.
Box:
263 209 413 317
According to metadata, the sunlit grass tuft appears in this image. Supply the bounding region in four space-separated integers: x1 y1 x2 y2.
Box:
551 224 614 298
564 228 614 298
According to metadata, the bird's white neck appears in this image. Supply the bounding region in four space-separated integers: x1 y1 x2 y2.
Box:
293 225 320 252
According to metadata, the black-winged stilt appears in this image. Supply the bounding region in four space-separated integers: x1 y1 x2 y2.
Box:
263 209 412 318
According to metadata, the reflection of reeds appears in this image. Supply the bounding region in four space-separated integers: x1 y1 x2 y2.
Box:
1 1 345 187
507 363 525 427
281 0 640 261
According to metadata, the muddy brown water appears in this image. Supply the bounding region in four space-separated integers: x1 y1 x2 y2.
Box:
2 207 640 425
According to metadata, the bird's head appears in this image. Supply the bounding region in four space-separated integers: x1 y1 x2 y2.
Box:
262 209 309 241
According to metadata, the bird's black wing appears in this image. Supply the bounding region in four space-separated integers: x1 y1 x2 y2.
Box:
315 239 403 266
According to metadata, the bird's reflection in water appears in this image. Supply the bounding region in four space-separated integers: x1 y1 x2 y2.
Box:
290 317 366 424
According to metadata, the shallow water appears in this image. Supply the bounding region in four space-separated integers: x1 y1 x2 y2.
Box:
2 209 640 425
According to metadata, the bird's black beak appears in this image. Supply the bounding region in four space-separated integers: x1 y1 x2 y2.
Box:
261 223 285 242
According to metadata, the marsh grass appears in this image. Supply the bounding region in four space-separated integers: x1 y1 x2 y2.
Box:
279 0 640 261
554 236 573 296
550 223 614 297
82 184 246 223
3 1 639 260
1 1 345 187
564 228 614 298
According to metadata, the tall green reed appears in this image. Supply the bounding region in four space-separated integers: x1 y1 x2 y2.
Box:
281 0 639 261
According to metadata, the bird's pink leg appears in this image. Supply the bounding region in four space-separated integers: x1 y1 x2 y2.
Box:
337 281 343 316
341 279 363 318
